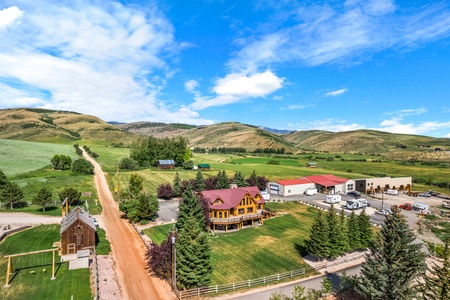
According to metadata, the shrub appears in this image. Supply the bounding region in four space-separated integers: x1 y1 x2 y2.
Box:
157 183 174 200
72 158 94 175
119 157 139 170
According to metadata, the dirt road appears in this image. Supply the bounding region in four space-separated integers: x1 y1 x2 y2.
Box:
83 151 173 300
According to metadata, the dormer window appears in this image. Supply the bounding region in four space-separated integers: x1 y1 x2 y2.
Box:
215 199 220 204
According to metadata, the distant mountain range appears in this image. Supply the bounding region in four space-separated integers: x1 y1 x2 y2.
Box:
1 108 449 155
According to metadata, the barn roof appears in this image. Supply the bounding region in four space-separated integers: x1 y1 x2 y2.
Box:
60 206 96 234
158 160 175 165
276 178 313 186
201 186 264 210
198 164 210 168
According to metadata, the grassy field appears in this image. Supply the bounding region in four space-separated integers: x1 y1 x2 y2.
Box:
146 202 319 285
0 139 75 176
0 225 92 300
143 223 174 245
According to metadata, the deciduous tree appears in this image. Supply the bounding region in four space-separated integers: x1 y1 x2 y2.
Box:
58 187 81 205
32 187 53 212
129 173 144 197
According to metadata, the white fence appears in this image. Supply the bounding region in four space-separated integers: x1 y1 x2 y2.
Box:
174 268 307 299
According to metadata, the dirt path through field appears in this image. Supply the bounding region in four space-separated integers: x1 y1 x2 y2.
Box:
83 151 173 300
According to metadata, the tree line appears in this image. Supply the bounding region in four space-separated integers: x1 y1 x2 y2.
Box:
157 170 269 200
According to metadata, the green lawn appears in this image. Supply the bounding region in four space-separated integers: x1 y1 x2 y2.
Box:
0 225 92 300
0 139 75 176
143 223 174 245
146 202 319 285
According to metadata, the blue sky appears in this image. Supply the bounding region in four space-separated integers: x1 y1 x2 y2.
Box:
1 0 450 137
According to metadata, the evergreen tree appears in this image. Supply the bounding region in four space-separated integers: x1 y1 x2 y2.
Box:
176 218 212 289
135 192 159 221
358 205 426 299
129 173 144 197
305 210 330 260
195 171 205 192
245 170 258 186
32 187 53 212
232 171 247 187
358 209 372 248
0 169 8 190
347 211 361 250
173 172 181 197
0 182 24 209
339 209 351 253
177 187 206 231
327 205 343 258
58 187 81 205
420 238 450 300
216 170 229 189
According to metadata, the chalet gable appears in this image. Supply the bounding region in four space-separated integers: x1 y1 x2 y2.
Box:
60 206 96 235
201 186 264 210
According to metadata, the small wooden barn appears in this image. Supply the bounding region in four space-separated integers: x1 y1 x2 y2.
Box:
158 159 175 170
60 206 96 255
198 163 210 170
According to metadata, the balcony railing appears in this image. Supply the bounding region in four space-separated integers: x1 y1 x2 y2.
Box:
210 212 264 225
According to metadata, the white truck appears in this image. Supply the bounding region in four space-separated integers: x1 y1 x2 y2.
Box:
386 189 398 195
413 202 429 211
325 195 341 204
304 188 318 196
346 198 368 210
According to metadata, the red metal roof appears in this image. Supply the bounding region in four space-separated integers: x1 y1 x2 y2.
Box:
201 186 264 210
304 174 349 186
276 178 312 186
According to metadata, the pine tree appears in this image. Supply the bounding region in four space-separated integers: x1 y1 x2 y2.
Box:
0 169 9 189
176 218 212 289
338 208 351 253
347 211 361 250
420 238 450 300
305 210 330 260
327 205 343 258
216 170 229 189
358 209 372 248
177 187 206 231
245 170 258 186
232 171 247 187
195 171 205 192
0 182 24 209
173 172 181 197
358 205 426 299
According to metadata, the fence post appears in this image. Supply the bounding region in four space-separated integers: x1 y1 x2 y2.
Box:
290 271 293 278
277 274 280 281
248 279 251 287
216 285 218 293
233 282 235 290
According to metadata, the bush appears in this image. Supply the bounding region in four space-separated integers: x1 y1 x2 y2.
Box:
119 157 139 170
72 158 94 175
51 154 72 170
95 228 111 255
183 160 194 170
157 183 174 200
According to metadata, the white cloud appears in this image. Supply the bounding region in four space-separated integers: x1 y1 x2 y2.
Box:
0 1 215 125
0 6 23 30
189 71 284 110
289 118 365 132
326 88 348 96
228 1 450 70
377 117 450 135
185 80 199 92
280 104 313 110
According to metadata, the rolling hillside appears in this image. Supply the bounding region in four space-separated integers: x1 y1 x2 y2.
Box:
0 108 139 143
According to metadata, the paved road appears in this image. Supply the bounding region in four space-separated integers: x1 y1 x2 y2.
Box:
218 265 362 300
83 151 174 300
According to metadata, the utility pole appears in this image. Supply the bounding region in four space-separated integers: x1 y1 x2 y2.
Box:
171 225 177 289
117 168 120 202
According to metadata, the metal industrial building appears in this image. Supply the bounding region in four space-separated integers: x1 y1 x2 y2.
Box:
354 177 412 194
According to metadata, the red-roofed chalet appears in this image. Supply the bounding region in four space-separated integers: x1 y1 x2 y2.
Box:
201 186 266 232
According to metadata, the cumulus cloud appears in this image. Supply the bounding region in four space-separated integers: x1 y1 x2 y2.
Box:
189 71 284 110
0 6 23 30
0 1 213 124
228 1 450 70
326 88 348 96
377 117 450 135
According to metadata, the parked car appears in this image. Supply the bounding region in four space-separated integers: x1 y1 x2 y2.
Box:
347 191 360 198
376 209 393 215
419 192 431 197
93 217 99 227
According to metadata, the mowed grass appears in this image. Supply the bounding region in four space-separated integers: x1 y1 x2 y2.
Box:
0 225 92 300
145 202 319 285
0 139 75 176
143 223 174 245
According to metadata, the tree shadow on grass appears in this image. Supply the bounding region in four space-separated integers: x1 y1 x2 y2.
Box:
294 242 309 257
35 206 58 213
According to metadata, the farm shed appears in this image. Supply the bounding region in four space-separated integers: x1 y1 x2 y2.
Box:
201 186 266 232
354 177 412 194
268 179 316 196
60 206 96 255
198 163 210 170
305 162 318 168
158 159 175 170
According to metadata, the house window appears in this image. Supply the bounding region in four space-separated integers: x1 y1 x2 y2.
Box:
215 199 220 204
219 212 223 218
347 184 354 190
247 207 253 213
238 208 244 214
